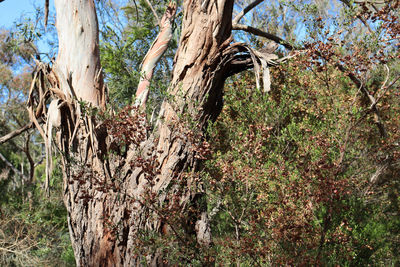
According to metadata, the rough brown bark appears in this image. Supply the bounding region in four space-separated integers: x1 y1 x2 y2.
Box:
51 0 238 266
25 0 280 265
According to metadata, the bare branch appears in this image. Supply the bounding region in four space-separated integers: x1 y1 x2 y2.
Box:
144 0 160 26
0 151 29 181
0 120 41 144
44 0 49 29
232 24 295 50
232 0 264 25
375 65 398 104
24 133 35 183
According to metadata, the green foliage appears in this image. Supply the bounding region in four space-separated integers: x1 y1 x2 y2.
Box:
99 0 177 108
201 50 400 265
0 161 75 267
0 19 72 264
1 0 399 266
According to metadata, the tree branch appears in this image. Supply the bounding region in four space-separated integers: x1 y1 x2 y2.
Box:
23 133 35 183
339 0 373 33
135 2 176 107
144 0 160 26
232 0 264 25
0 120 41 144
232 24 295 50
44 0 49 28
0 151 29 181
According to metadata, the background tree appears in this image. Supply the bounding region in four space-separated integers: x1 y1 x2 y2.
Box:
0 12 76 266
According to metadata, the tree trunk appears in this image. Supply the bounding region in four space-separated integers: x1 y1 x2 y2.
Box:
54 0 105 107
52 0 236 266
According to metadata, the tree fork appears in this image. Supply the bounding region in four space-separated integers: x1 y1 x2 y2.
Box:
42 0 241 265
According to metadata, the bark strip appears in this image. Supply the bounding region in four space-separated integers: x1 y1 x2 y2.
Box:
135 2 176 107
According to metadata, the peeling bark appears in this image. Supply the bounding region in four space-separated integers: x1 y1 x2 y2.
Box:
33 0 256 265
27 0 280 261
135 2 177 107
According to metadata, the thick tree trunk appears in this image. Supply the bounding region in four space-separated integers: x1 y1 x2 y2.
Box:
52 0 235 266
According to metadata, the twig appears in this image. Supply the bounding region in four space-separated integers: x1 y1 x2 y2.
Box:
44 0 49 29
144 0 160 26
375 65 397 105
23 133 35 183
0 151 29 181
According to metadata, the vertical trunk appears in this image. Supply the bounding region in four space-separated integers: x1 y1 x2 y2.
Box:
54 0 105 107
54 0 234 266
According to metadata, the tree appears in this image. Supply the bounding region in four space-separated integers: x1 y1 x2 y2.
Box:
2 0 399 265
28 0 259 265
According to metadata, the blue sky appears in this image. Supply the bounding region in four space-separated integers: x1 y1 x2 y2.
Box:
0 0 38 28
0 0 56 57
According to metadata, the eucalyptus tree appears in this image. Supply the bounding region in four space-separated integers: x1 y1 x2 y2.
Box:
2 0 399 265
23 0 290 265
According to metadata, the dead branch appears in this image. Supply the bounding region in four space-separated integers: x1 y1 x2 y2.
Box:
0 120 41 144
232 24 295 50
375 66 398 105
23 133 35 183
232 0 264 25
0 151 29 181
44 0 49 29
221 42 302 93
